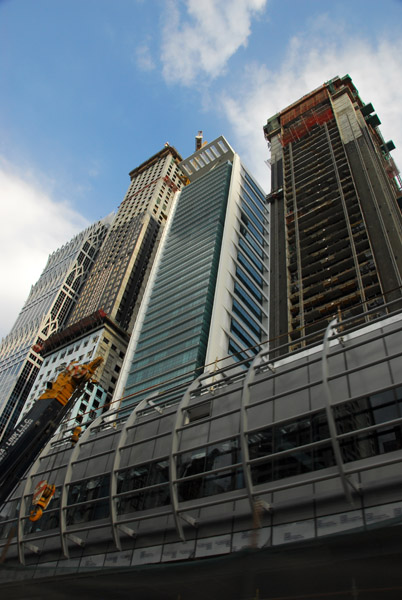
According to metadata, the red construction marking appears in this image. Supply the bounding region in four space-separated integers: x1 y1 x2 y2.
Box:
281 87 328 125
163 175 179 193
281 107 334 147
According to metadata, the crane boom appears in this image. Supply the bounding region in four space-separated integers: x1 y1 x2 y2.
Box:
0 357 103 507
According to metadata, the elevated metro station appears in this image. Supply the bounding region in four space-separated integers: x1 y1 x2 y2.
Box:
1 299 402 599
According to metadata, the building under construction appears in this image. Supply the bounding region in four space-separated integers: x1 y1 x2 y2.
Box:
265 75 402 354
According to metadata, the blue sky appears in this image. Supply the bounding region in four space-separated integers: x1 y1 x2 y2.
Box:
1 0 402 337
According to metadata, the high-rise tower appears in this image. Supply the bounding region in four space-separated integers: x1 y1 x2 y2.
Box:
264 75 402 353
117 137 269 407
67 146 184 332
0 216 111 439
18 146 186 427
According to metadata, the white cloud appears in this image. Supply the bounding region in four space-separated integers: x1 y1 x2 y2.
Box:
135 42 156 72
0 160 89 339
161 0 267 85
220 25 402 192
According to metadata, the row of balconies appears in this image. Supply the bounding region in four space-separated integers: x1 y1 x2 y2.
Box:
291 136 346 172
283 176 358 215
296 200 342 230
288 168 355 208
290 154 335 182
290 127 329 157
297 267 359 303
289 267 381 324
298 217 351 246
290 283 368 322
286 188 340 219
288 262 377 314
290 256 377 305
299 226 369 262
288 226 369 271
290 134 344 166
290 245 355 278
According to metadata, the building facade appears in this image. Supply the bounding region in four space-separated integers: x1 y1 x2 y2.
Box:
0 217 112 440
3 101 402 594
264 75 402 354
1 300 402 599
117 137 269 408
18 310 128 428
16 146 186 432
66 145 185 333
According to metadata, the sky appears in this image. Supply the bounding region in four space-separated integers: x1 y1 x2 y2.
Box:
1 0 402 338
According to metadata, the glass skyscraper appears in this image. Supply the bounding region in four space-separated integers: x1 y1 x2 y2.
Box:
0 216 112 440
118 137 269 407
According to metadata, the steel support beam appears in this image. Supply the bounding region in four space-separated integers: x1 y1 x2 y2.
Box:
322 318 358 504
109 398 148 550
169 375 205 541
59 414 105 558
240 351 271 516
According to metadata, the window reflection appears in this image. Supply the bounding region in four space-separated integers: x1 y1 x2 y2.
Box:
37 387 402 526
0 497 19 539
335 391 402 461
116 460 170 515
66 498 109 525
66 475 110 525
249 415 336 485
25 508 60 534
177 438 243 501
249 389 402 487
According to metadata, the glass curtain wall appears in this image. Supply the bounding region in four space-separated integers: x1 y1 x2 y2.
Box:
228 168 268 365
122 162 232 405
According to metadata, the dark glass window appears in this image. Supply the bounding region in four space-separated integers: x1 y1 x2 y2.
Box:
66 475 110 524
236 267 263 302
249 414 336 486
238 252 264 286
335 391 402 462
240 213 264 245
25 507 60 534
177 438 243 501
232 299 262 338
243 172 266 213
248 388 402 488
116 460 170 515
239 238 264 272
242 186 265 222
239 224 264 258
228 339 252 368
231 319 258 350
241 201 264 234
234 282 263 320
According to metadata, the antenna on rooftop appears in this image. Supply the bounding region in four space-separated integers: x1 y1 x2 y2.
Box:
195 131 203 151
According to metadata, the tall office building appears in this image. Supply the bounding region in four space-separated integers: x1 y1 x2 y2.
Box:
119 136 268 407
0 217 112 440
264 75 402 352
